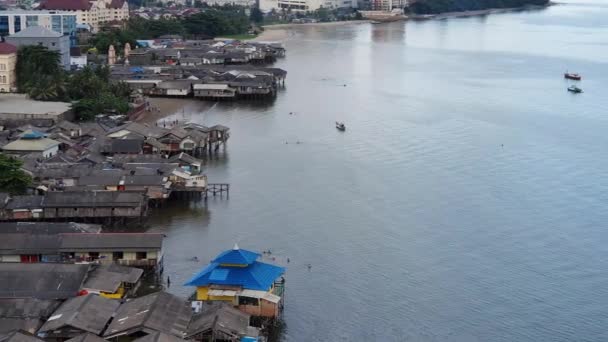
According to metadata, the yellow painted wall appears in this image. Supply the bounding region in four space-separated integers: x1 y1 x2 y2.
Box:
100 252 113 260
100 285 125 299
195 287 235 302
123 252 137 261
196 287 209 300
208 295 235 302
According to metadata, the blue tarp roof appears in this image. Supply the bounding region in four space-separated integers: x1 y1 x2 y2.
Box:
241 337 258 342
213 247 260 265
185 261 285 291
20 130 45 139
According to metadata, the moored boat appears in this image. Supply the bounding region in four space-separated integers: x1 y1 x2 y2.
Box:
564 72 582 81
336 122 346 131
567 85 583 93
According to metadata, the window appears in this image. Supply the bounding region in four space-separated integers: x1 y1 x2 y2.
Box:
51 15 61 33
88 252 100 259
26 15 38 27
113 251 124 260
0 16 9 37
14 16 21 33
238 296 260 306
136 252 147 260
0 64 6 71
51 42 56 46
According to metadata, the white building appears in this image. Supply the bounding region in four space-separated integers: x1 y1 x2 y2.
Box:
38 0 129 33
260 0 357 12
369 0 405 11
0 10 77 37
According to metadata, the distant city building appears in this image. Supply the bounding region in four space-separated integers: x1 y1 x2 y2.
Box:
5 26 71 68
0 10 77 37
260 0 357 12
370 0 405 11
38 0 129 33
0 42 17 93
69 46 87 69
198 0 255 6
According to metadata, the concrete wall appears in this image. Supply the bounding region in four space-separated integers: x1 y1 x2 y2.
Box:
0 53 17 93
5 35 71 69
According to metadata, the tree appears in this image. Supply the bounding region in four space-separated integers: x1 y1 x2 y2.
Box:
16 45 64 100
250 7 264 23
0 154 32 195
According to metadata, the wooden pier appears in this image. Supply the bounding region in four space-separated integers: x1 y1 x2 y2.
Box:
206 183 230 199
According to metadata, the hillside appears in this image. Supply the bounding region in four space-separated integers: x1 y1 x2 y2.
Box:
408 0 550 14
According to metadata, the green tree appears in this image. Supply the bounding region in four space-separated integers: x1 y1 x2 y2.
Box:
250 7 264 23
0 154 32 195
16 45 64 100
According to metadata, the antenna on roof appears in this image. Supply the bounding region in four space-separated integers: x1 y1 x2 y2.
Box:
233 243 239 250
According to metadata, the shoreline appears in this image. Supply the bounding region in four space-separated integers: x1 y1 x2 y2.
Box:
412 4 551 20
250 3 552 41
261 20 370 30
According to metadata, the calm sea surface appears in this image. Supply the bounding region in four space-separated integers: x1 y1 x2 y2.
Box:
149 1 608 340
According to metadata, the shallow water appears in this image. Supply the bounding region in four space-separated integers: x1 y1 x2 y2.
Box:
148 1 608 340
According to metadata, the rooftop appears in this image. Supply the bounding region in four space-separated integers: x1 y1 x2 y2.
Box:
38 294 119 335
185 246 284 291
186 303 255 339
0 94 70 116
0 43 17 55
0 331 45 342
38 0 92 11
0 222 101 234
0 233 163 255
82 264 143 293
104 292 192 339
0 299 61 335
2 138 60 152
9 26 62 38
132 332 188 342
65 333 109 342
0 263 89 300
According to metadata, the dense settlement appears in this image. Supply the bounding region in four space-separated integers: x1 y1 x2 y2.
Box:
0 2 288 340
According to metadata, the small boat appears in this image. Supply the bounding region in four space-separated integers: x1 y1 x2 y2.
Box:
567 85 583 93
335 122 346 131
564 72 582 81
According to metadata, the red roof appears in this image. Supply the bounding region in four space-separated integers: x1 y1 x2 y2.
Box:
39 0 92 11
0 42 17 54
108 0 125 9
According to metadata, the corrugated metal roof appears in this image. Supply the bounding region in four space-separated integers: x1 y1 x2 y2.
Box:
184 261 284 291
104 292 192 338
238 290 280 304
213 247 259 265
0 264 89 300
2 138 60 152
38 294 119 335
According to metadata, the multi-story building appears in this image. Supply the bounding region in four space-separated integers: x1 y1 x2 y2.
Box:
370 0 405 11
5 26 71 68
38 0 129 33
0 10 77 37
0 42 17 93
260 0 357 12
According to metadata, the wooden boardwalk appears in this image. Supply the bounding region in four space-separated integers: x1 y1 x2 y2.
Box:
206 183 230 198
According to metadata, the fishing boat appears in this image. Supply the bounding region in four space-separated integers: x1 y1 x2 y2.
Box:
564 72 582 81
336 122 346 131
567 85 583 93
